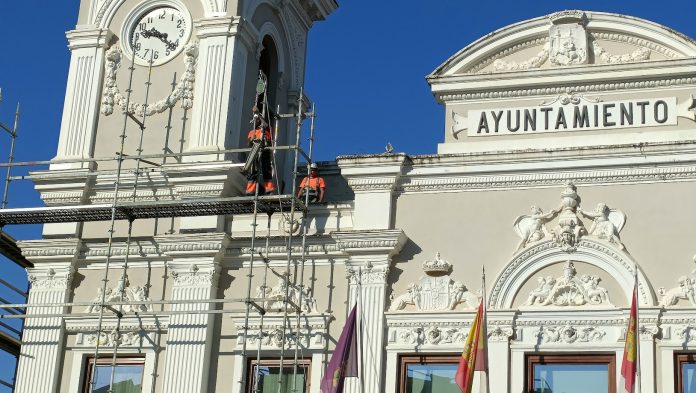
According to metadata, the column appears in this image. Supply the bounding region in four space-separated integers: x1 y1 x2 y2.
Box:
53 28 112 169
333 230 407 393
486 311 515 393
161 261 220 393
14 264 74 393
184 16 256 161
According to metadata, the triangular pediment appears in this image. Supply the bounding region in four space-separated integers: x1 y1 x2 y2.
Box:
430 10 696 77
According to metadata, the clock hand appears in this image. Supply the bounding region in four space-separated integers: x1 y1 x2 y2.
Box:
141 28 178 51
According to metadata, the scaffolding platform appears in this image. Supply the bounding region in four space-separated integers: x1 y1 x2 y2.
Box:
0 231 32 268
0 195 304 225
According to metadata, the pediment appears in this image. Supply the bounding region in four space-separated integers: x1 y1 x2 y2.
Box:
430 10 696 77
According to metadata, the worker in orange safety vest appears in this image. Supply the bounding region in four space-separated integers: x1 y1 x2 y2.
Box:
297 163 325 203
244 106 276 196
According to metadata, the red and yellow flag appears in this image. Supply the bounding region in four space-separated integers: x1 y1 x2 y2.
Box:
455 301 487 393
620 285 637 393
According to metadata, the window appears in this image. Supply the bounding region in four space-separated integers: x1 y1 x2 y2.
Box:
83 357 145 393
676 353 696 392
526 354 615 393
247 359 311 393
399 355 461 393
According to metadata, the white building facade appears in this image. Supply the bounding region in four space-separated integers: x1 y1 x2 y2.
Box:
10 4 696 393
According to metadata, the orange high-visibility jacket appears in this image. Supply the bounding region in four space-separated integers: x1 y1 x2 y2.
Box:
300 176 325 190
247 128 272 142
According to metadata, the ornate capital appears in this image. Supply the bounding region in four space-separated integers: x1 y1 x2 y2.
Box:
487 326 514 342
168 263 220 287
27 265 74 290
347 263 388 285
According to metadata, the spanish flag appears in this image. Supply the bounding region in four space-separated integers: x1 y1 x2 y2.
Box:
455 301 487 393
620 285 638 393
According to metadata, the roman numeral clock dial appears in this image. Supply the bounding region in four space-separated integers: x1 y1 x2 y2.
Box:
128 6 190 66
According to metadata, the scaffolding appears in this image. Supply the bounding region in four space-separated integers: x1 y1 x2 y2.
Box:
0 57 320 393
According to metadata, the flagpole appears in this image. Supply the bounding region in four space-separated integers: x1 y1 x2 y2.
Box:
357 266 365 393
634 264 641 393
481 266 490 393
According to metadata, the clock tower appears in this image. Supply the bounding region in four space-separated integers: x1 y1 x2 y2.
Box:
41 0 338 236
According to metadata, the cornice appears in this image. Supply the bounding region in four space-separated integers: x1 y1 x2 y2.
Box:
337 154 409 192
66 28 114 50
155 232 230 259
332 229 408 258
19 238 82 262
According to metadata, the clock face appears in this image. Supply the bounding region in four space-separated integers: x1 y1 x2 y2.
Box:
129 6 190 66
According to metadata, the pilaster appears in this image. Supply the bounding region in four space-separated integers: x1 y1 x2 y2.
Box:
336 154 408 229
157 233 228 393
53 28 113 169
637 309 660 393
14 238 78 393
333 230 407 393
185 17 257 161
486 311 516 393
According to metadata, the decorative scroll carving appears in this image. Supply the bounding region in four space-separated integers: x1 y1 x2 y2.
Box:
512 182 627 252
488 326 514 342
389 253 479 311
525 261 613 307
397 325 466 345
85 274 152 313
540 325 605 343
256 276 318 313
592 41 651 64
83 330 142 347
101 43 198 116
677 325 696 342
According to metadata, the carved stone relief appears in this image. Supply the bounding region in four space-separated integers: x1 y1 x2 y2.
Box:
549 12 588 66
389 253 479 311
659 257 696 307
256 276 318 313
85 274 152 313
539 325 606 343
80 330 143 347
513 181 627 252
397 325 466 346
524 261 613 307
101 42 198 117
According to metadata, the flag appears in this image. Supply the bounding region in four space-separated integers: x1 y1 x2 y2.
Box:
620 284 638 393
320 305 359 393
455 300 487 393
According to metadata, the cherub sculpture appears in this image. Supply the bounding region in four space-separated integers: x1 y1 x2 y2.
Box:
526 276 556 305
513 206 559 251
578 202 626 249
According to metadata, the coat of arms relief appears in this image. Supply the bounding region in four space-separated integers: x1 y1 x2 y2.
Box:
389 253 479 311
513 181 627 253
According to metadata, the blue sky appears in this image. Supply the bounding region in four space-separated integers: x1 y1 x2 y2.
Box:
0 0 695 388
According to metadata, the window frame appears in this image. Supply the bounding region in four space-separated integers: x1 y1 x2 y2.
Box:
525 353 616 393
245 358 312 393
675 352 696 393
82 355 146 393
398 353 461 393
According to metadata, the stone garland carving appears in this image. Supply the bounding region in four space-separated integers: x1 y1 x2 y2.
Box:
659 259 696 307
525 261 613 307
539 325 606 344
85 274 152 313
592 41 651 64
101 42 198 116
493 44 549 72
169 264 218 287
513 181 627 252
389 253 479 311
256 276 318 313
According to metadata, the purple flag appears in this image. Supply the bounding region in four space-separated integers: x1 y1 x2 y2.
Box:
321 305 359 393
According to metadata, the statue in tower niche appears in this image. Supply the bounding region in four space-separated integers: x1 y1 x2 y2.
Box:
513 181 627 252
549 11 588 66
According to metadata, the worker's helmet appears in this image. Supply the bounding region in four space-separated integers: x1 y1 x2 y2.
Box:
310 163 319 170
